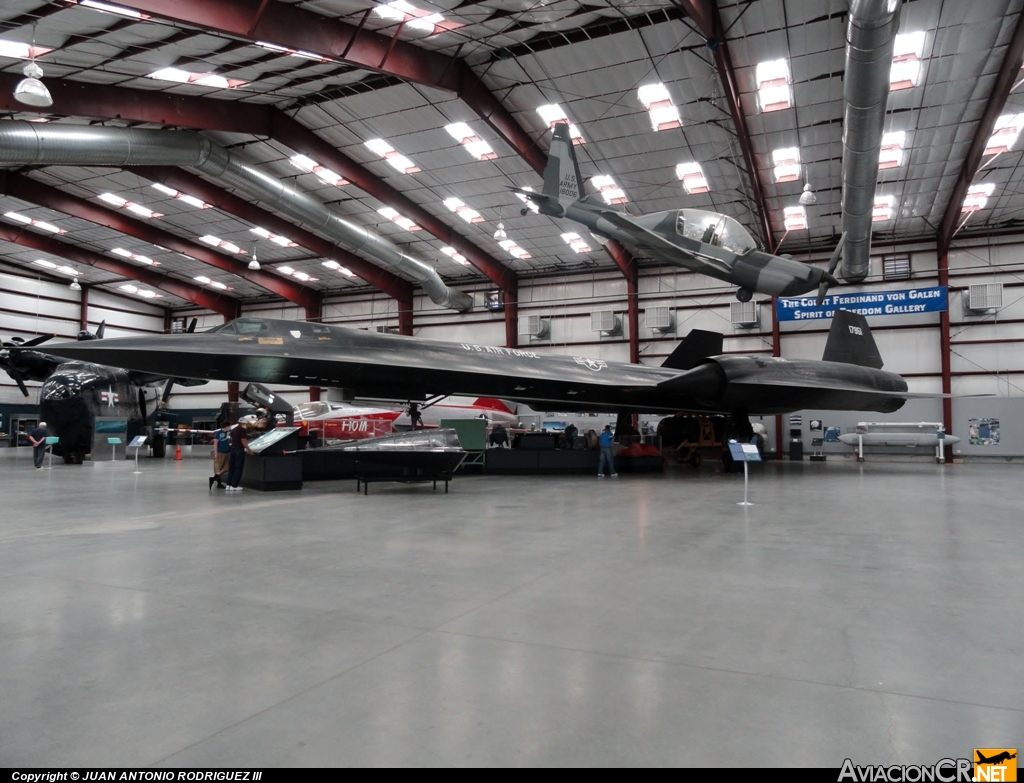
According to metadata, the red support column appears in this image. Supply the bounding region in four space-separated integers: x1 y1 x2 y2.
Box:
397 293 414 336
626 266 639 365
227 381 240 425
938 251 954 461
79 285 88 332
309 387 321 402
504 287 519 349
772 296 783 460
305 304 321 322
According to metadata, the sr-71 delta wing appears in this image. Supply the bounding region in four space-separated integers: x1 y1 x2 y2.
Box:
39 310 917 418
515 122 844 305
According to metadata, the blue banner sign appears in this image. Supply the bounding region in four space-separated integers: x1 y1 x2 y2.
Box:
775 286 947 322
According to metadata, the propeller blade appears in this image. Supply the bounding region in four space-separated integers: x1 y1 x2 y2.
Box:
186 318 197 334
816 281 829 307
21 334 53 348
8 368 30 398
827 232 847 275
161 378 175 404
96 320 106 340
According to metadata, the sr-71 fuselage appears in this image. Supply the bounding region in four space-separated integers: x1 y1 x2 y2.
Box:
39 310 912 417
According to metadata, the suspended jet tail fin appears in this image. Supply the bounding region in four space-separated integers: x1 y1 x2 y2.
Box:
539 122 585 216
822 309 884 369
661 329 724 371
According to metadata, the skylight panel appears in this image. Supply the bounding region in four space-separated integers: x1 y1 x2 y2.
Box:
250 227 297 248
289 154 349 188
890 31 925 91
962 183 996 213
377 207 421 232
498 238 531 260
372 2 462 35
147 68 246 90
440 246 469 266
783 206 807 231
365 139 421 174
872 195 894 222
879 131 906 169
515 186 540 213
111 247 160 265
76 1 149 19
442 197 484 223
150 183 211 210
322 260 355 277
591 175 628 205
119 284 162 299
97 192 163 219
637 83 681 132
444 123 497 161
536 105 585 145
772 147 801 183
275 266 317 282
4 211 65 234
755 59 792 112
34 259 80 276
561 232 591 254
0 39 53 59
676 162 709 195
984 113 1024 156
199 235 245 254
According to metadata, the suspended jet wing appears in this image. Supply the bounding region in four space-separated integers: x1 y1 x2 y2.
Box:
515 123 843 304
40 310 916 417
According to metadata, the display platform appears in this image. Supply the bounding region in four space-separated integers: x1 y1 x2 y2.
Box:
240 453 303 491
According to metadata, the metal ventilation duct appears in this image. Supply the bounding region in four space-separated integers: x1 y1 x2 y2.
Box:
0 121 473 312
841 0 902 282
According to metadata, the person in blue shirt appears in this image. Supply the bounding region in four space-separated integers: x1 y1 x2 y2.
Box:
209 421 231 489
598 424 617 477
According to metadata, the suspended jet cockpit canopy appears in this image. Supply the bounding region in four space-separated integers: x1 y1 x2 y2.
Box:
675 210 758 255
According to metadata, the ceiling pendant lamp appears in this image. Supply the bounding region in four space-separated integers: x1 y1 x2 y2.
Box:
14 26 52 108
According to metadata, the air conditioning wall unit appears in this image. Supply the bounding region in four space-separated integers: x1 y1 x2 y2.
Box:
518 314 550 339
965 283 1003 313
645 305 676 333
590 309 622 335
373 325 399 334
730 301 760 327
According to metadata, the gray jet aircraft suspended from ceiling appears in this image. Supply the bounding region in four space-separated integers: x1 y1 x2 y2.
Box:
37 311 922 421
516 123 846 305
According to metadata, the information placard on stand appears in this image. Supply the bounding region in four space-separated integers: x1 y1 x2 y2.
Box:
128 435 148 473
43 436 59 470
728 441 762 506
107 437 122 461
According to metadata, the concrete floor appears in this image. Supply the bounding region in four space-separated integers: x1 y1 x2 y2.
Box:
0 446 1021 767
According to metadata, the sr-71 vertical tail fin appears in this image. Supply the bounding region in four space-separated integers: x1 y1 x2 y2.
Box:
661 329 724 370
822 309 884 369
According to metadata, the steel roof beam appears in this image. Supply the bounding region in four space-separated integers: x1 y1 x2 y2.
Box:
83 0 549 175
132 165 414 304
0 225 238 319
938 9 1024 254
674 0 774 249
0 172 320 312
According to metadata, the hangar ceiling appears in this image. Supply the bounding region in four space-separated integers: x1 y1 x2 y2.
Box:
0 0 1022 314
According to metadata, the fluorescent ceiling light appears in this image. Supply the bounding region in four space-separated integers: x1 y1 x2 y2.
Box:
756 59 792 112
4 211 65 233
498 238 531 259
984 113 1024 156
322 260 355 276
442 197 484 223
276 265 317 282
561 232 591 254
772 147 801 183
637 83 681 132
377 206 421 232
199 235 245 254
150 183 211 209
879 131 906 169
78 0 148 19
372 2 461 36
440 246 469 266
444 123 497 161
536 104 585 144
192 276 233 291
289 154 348 187
250 227 296 247
891 31 925 91
676 162 709 195
365 139 421 174
872 195 894 222
0 39 53 60
591 175 628 205
34 259 80 276
110 247 160 265
147 67 246 90
98 192 162 218
962 183 996 213
783 206 807 231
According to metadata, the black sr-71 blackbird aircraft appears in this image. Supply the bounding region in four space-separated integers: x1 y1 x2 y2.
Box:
38 310 917 422
515 123 845 305
1 324 201 463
